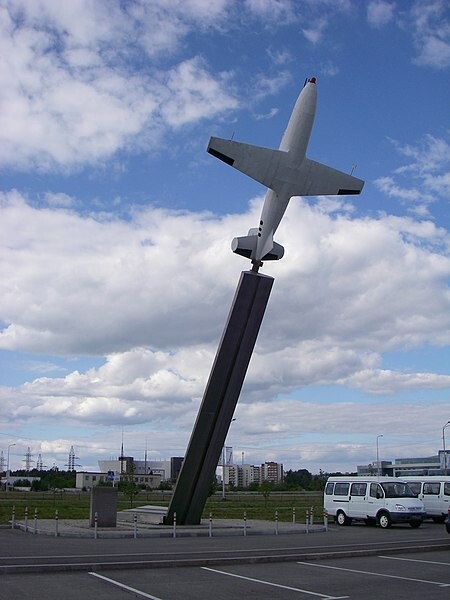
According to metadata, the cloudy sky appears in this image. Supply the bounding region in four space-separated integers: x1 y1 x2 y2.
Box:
1 0 450 475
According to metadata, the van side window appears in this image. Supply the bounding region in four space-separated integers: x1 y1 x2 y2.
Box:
444 483 450 496
350 482 367 496
334 483 350 496
423 482 440 495
325 482 334 495
408 482 421 495
370 483 383 498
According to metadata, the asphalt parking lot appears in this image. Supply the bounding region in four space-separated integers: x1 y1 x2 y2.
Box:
1 550 449 600
1 523 449 599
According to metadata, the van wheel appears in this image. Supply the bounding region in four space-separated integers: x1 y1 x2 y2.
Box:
377 511 392 529
336 510 351 526
409 521 421 528
432 516 445 524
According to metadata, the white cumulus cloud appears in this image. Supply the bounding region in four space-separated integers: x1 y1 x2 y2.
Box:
367 1 395 28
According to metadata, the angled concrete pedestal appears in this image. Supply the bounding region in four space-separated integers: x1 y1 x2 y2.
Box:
165 270 274 525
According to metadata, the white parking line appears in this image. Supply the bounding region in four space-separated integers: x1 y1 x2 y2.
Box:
379 555 450 567
89 572 164 599
201 566 349 599
297 561 450 588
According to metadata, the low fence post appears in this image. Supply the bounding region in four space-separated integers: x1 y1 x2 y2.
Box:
310 506 314 526
33 508 38 534
133 513 137 539
292 507 296 524
275 510 279 535
24 506 28 533
94 511 98 539
305 509 309 534
55 509 59 537
243 511 247 537
173 512 177 539
11 505 15 530
209 512 212 538
324 509 328 532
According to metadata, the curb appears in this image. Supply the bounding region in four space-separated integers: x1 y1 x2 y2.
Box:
2 541 450 575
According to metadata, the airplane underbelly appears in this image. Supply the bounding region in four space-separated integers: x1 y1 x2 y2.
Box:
260 190 290 235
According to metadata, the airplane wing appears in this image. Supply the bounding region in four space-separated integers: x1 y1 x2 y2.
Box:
208 137 364 197
207 137 286 190
293 158 364 196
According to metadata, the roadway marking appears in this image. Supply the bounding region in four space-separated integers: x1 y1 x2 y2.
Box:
297 561 450 588
89 572 163 599
2 536 448 561
379 555 450 566
201 566 349 599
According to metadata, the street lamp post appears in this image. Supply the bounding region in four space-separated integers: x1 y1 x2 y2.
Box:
221 446 227 500
376 435 383 476
6 443 16 492
443 421 450 475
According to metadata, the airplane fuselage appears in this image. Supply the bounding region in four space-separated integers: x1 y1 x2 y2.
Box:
255 79 317 263
207 76 364 268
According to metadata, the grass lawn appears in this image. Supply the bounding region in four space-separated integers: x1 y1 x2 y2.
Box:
0 490 324 525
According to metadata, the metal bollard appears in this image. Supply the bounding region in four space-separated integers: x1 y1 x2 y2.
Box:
305 509 309 534
275 510 279 535
133 513 137 539
11 505 15 530
243 511 247 537
173 512 177 539
33 508 38 534
292 507 296 524
94 511 98 539
24 506 28 533
209 512 213 538
55 509 59 537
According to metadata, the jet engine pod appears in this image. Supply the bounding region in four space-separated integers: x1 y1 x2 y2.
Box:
231 235 257 259
262 241 284 261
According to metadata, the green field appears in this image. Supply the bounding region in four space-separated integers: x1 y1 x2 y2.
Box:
0 490 324 525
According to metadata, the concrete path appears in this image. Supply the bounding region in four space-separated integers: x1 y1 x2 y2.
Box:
9 505 327 538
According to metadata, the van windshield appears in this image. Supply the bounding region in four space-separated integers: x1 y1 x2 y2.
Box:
381 482 416 498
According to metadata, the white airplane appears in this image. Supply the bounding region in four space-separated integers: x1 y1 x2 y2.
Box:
207 77 364 271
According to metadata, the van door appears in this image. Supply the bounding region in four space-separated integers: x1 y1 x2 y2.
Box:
367 482 384 518
332 481 351 522
349 482 368 519
422 481 442 518
444 483 450 516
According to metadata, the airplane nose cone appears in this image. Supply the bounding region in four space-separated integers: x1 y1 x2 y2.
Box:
309 76 316 84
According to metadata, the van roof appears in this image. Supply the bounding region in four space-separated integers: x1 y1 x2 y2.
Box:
326 476 404 482
400 475 450 481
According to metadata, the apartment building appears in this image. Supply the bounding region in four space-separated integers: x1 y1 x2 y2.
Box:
227 461 283 488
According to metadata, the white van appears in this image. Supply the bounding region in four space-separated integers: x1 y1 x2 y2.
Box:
401 476 450 523
324 476 425 528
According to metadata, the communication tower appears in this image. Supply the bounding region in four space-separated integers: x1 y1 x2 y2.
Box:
36 453 44 471
66 445 81 471
23 447 34 472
